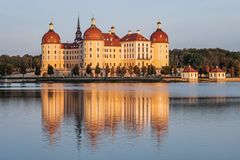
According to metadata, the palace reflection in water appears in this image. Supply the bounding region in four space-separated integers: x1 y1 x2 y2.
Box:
41 83 169 148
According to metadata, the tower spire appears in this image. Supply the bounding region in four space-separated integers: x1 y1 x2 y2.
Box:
75 16 83 43
77 16 80 29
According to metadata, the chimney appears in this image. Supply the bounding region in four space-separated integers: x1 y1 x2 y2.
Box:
136 30 140 34
128 30 132 34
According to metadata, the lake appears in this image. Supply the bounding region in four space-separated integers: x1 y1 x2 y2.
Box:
0 82 240 160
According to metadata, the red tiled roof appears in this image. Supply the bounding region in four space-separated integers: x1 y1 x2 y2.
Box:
84 26 103 41
120 33 149 42
103 33 121 47
150 29 169 43
61 42 79 49
42 30 61 44
210 67 225 73
183 66 198 72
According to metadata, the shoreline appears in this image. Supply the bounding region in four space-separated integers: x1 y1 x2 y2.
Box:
1 77 240 83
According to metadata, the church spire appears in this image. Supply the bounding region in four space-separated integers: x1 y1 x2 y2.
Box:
75 17 83 43
77 16 80 29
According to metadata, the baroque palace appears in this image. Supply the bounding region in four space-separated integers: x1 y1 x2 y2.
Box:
41 17 169 76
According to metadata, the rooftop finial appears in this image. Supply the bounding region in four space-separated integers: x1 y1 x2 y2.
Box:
111 26 115 34
49 22 54 30
91 17 96 27
157 21 162 30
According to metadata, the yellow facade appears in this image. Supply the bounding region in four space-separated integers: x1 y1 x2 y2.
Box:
103 46 122 67
84 40 105 68
152 43 169 68
42 44 64 71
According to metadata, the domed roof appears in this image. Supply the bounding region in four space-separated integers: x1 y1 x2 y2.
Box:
42 23 61 44
84 18 103 41
150 22 169 43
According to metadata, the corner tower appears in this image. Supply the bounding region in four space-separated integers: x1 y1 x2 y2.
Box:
150 21 169 69
41 22 65 75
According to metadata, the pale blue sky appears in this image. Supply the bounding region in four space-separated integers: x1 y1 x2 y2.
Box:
0 0 240 55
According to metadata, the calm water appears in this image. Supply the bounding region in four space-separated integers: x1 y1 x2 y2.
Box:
0 83 240 160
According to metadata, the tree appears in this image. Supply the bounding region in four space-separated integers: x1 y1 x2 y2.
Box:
173 66 177 77
134 65 141 77
0 64 5 77
47 65 54 77
6 64 13 76
198 67 204 78
72 65 80 77
229 67 235 77
128 65 134 77
147 65 153 75
86 63 92 76
105 65 110 77
142 65 147 77
20 64 27 77
121 67 127 77
95 63 101 77
116 66 121 77
35 65 41 77
110 66 115 77
203 66 210 77
161 66 171 75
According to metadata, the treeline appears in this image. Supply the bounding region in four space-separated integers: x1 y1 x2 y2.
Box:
0 54 41 76
169 48 240 76
1 48 240 77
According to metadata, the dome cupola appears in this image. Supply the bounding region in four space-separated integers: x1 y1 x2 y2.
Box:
84 18 103 41
42 22 61 44
150 21 169 43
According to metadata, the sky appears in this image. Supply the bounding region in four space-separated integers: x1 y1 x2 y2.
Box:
0 0 240 55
